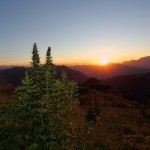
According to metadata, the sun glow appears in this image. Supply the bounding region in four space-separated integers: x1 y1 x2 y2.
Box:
100 57 109 66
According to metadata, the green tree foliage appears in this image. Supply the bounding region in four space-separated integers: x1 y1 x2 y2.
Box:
43 47 56 99
59 71 79 101
30 43 43 99
45 47 52 66
31 43 40 67
45 47 56 78
15 70 49 149
16 71 31 100
52 71 78 102
14 43 80 149
68 81 79 102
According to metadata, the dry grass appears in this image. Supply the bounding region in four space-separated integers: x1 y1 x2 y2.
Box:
80 91 150 149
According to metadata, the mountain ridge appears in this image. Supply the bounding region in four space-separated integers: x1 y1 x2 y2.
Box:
0 65 89 85
70 63 150 79
123 56 150 69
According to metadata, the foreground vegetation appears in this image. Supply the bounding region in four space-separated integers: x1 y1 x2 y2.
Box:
1 91 150 149
80 91 150 150
0 44 150 149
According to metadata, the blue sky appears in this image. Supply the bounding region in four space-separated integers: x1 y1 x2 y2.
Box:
0 0 150 65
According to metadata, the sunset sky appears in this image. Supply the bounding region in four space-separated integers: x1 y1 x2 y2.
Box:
0 0 150 66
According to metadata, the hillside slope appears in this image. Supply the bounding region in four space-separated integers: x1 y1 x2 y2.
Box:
105 73 150 101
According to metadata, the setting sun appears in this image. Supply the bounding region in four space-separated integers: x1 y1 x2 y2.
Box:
100 57 109 65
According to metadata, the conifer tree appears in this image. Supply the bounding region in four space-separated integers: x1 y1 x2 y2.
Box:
60 71 68 85
59 71 70 101
45 47 56 78
16 71 31 101
68 81 79 102
15 43 80 149
15 46 50 149
46 47 52 66
53 79 65 101
31 43 40 67
43 47 56 99
30 43 42 99
51 71 79 105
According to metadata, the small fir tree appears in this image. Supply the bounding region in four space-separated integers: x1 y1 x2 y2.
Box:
59 71 79 101
31 43 40 67
15 71 32 102
45 47 56 78
45 47 52 66
67 81 79 102
43 47 56 99
30 43 43 99
60 71 68 85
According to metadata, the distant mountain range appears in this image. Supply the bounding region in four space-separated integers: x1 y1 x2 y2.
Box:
0 66 89 85
69 56 150 79
0 67 26 85
0 65 15 70
1 56 150 81
123 56 150 69
70 63 150 79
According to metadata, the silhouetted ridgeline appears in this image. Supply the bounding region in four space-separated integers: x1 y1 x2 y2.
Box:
0 67 26 85
70 63 150 79
0 66 89 85
0 65 15 70
123 56 150 69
